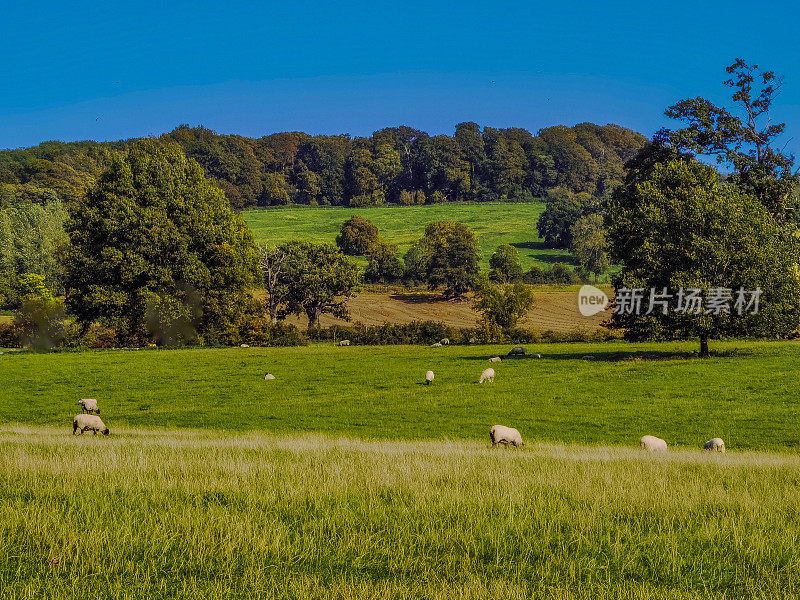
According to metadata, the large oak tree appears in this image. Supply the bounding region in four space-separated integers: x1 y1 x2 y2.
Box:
64 141 258 345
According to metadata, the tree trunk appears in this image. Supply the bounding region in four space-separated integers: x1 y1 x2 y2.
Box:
699 334 709 357
306 306 322 328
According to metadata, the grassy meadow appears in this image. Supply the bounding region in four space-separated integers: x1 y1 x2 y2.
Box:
242 202 574 271
2 340 800 450
3 427 800 599
5 340 800 598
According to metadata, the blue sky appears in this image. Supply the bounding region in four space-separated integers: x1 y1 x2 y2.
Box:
1 0 798 154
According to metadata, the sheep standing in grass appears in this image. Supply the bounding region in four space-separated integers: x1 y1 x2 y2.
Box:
488 356 501 363
425 371 435 385
73 414 110 436
430 342 442 348
704 438 726 453
490 425 523 448
339 340 351 346
640 435 667 452
507 346 526 357
77 399 100 415
479 368 495 383
264 373 276 380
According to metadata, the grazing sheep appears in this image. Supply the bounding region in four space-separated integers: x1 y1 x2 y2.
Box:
264 373 276 380
339 339 351 346
531 353 542 359
639 435 668 452
430 342 442 347
73 414 110 436
77 399 100 415
240 344 250 348
440 338 450 345
703 438 726 453
490 425 524 448
425 370 435 385
488 356 501 363
507 346 527 357
479 368 495 384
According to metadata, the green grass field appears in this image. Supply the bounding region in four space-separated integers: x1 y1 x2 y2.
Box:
242 203 574 270
2 340 799 450
5 340 800 598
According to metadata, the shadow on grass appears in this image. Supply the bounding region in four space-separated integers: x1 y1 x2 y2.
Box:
511 241 578 265
390 293 471 304
459 349 751 363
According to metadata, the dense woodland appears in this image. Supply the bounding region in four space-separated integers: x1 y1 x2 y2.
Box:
0 122 647 209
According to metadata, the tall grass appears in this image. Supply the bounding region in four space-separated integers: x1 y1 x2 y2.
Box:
2 426 800 599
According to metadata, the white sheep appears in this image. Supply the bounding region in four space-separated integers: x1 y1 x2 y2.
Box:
639 435 668 452
339 339 351 346
479 368 495 383
425 370 435 385
264 373 276 380
703 438 726 453
240 343 250 348
77 399 100 415
490 425 523 448
488 356 501 363
73 414 110 436
430 342 442 347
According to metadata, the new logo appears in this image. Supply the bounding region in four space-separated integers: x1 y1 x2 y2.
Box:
578 285 609 317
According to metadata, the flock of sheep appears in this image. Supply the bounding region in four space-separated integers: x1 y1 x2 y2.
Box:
425 345 727 454
72 398 110 436
67 343 727 454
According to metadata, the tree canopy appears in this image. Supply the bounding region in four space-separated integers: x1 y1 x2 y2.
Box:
0 123 647 211
415 221 479 298
277 242 361 328
63 141 259 345
660 58 798 217
607 159 800 354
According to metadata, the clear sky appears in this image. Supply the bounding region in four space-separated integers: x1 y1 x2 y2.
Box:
1 0 798 154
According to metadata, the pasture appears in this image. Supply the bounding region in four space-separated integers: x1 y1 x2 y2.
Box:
5 340 800 598
2 340 800 450
3 428 800 599
242 202 575 271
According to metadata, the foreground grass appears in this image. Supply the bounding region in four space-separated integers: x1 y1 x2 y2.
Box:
242 203 574 271
2 427 799 599
2 340 800 451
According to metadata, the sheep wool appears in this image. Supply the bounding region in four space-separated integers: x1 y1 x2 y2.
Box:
73 414 110 436
479 368 495 383
703 438 726 453
425 371 435 385
490 425 523 447
77 398 100 415
640 435 668 451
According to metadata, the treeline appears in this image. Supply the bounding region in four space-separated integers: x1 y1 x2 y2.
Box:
0 122 647 209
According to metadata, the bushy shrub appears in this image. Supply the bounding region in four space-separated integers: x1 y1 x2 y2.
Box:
241 317 308 347
308 321 466 345
0 322 20 347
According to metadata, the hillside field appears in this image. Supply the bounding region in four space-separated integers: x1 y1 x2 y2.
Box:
242 202 575 271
